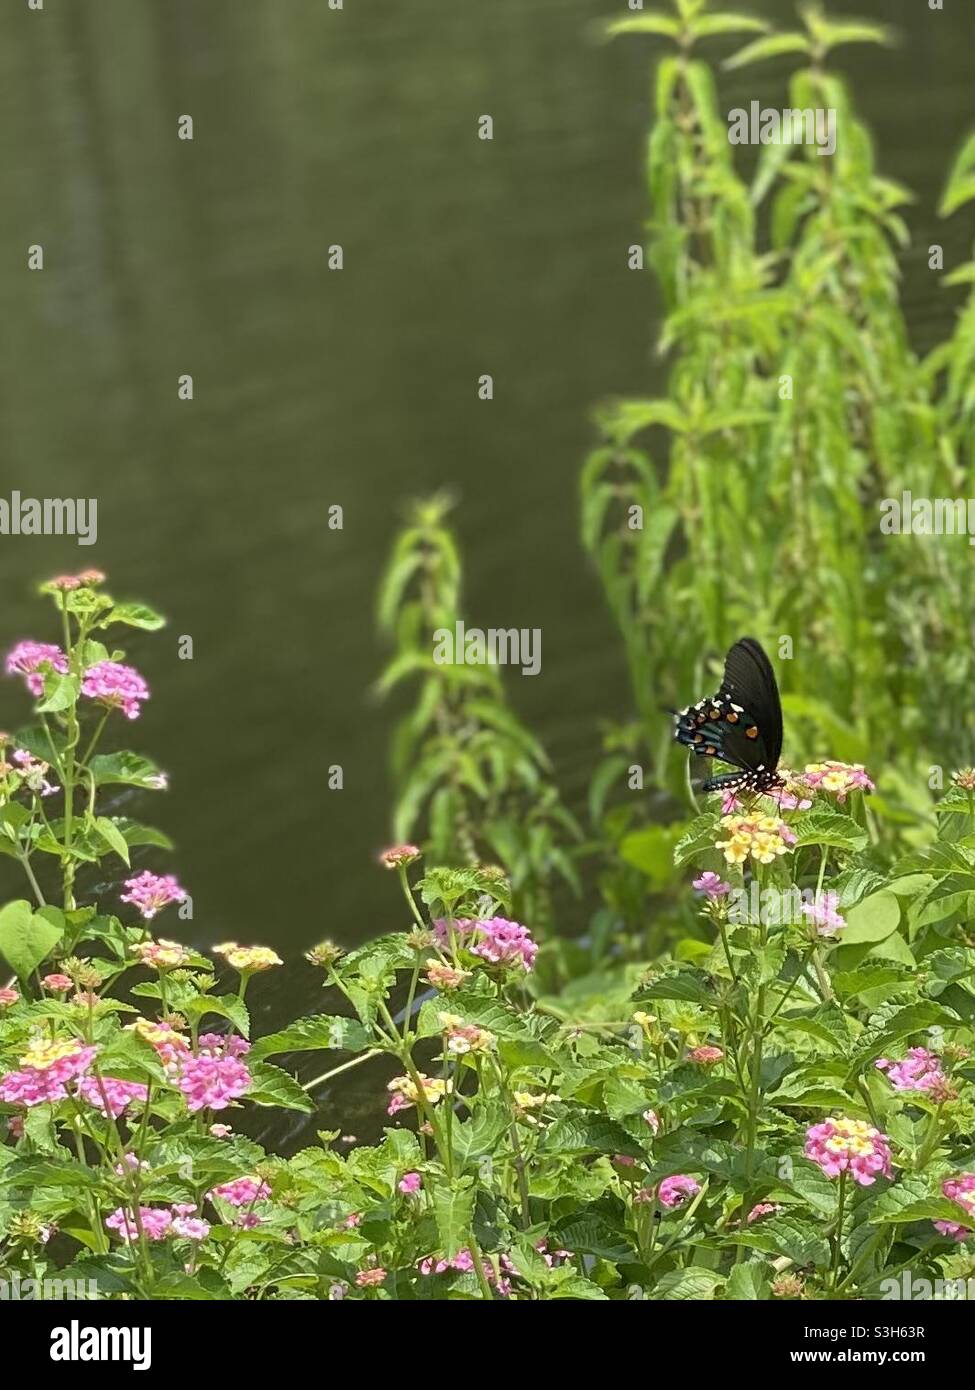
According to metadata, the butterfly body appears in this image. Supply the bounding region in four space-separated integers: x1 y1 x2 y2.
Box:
673 637 784 794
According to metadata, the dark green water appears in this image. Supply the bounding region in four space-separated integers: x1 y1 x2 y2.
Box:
1 0 971 1132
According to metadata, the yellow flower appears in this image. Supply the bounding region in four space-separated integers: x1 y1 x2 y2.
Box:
20 1039 84 1070
213 942 283 972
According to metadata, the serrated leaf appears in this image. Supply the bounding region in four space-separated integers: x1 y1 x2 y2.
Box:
249 1014 370 1059
652 1268 723 1300
432 1183 475 1260
247 1062 314 1112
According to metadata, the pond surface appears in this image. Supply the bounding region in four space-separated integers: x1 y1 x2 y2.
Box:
1 0 970 1138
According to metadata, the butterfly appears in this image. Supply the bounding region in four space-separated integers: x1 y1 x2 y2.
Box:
672 637 784 795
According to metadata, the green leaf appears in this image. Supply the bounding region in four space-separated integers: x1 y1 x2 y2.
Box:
724 33 810 70
619 824 683 887
35 674 79 714
652 1268 723 1300
249 1014 371 1060
840 891 900 945
551 1214 635 1262
183 993 251 1038
246 1062 315 1112
725 1262 771 1300
606 15 680 42
94 816 130 866
735 1212 829 1267
673 814 720 868
694 15 768 39
88 752 166 790
869 1178 966 1227
432 1182 475 1260
543 1113 643 1159
791 810 868 853
0 901 64 980
450 1105 509 1171
101 602 166 631
636 971 713 1006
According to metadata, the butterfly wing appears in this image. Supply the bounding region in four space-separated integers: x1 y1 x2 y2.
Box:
673 637 783 792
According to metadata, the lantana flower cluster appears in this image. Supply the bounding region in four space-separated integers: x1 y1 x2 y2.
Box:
804 1117 893 1186
433 916 537 972
438 1012 495 1055
802 761 875 802
714 814 796 866
106 1203 211 1243
875 1048 951 1100
121 871 186 920
934 1173 975 1241
387 1073 451 1116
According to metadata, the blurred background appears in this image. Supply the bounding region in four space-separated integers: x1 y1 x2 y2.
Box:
0 0 970 1072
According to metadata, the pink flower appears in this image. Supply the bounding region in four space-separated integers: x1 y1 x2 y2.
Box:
692 872 731 899
417 1249 508 1291
237 1212 263 1229
378 844 421 869
687 1045 724 1065
114 1154 149 1176
120 871 186 920
804 1117 892 1186
172 1216 210 1240
801 893 846 937
934 1220 970 1241
5 641 68 697
943 1173 975 1214
933 1171 975 1241
44 570 105 591
875 1049 949 1097
209 1123 233 1138
747 1202 781 1223
0 1041 97 1107
208 1176 271 1207
0 987 20 1007
398 1172 422 1195
12 749 58 796
75 1076 148 1118
613 1154 637 1167
127 1017 189 1070
356 1268 387 1287
41 974 73 992
720 792 743 815
642 1108 661 1135
197 1033 250 1058
105 1207 173 1242
7 1115 24 1139
178 1050 251 1112
132 938 190 969
658 1175 701 1208
81 661 149 720
802 761 875 802
434 916 537 972
343 1212 363 1228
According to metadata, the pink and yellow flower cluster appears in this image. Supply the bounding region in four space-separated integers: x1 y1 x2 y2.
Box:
804 1117 892 1186
714 813 796 866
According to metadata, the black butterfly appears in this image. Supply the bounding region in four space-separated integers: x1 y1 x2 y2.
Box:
673 637 784 795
